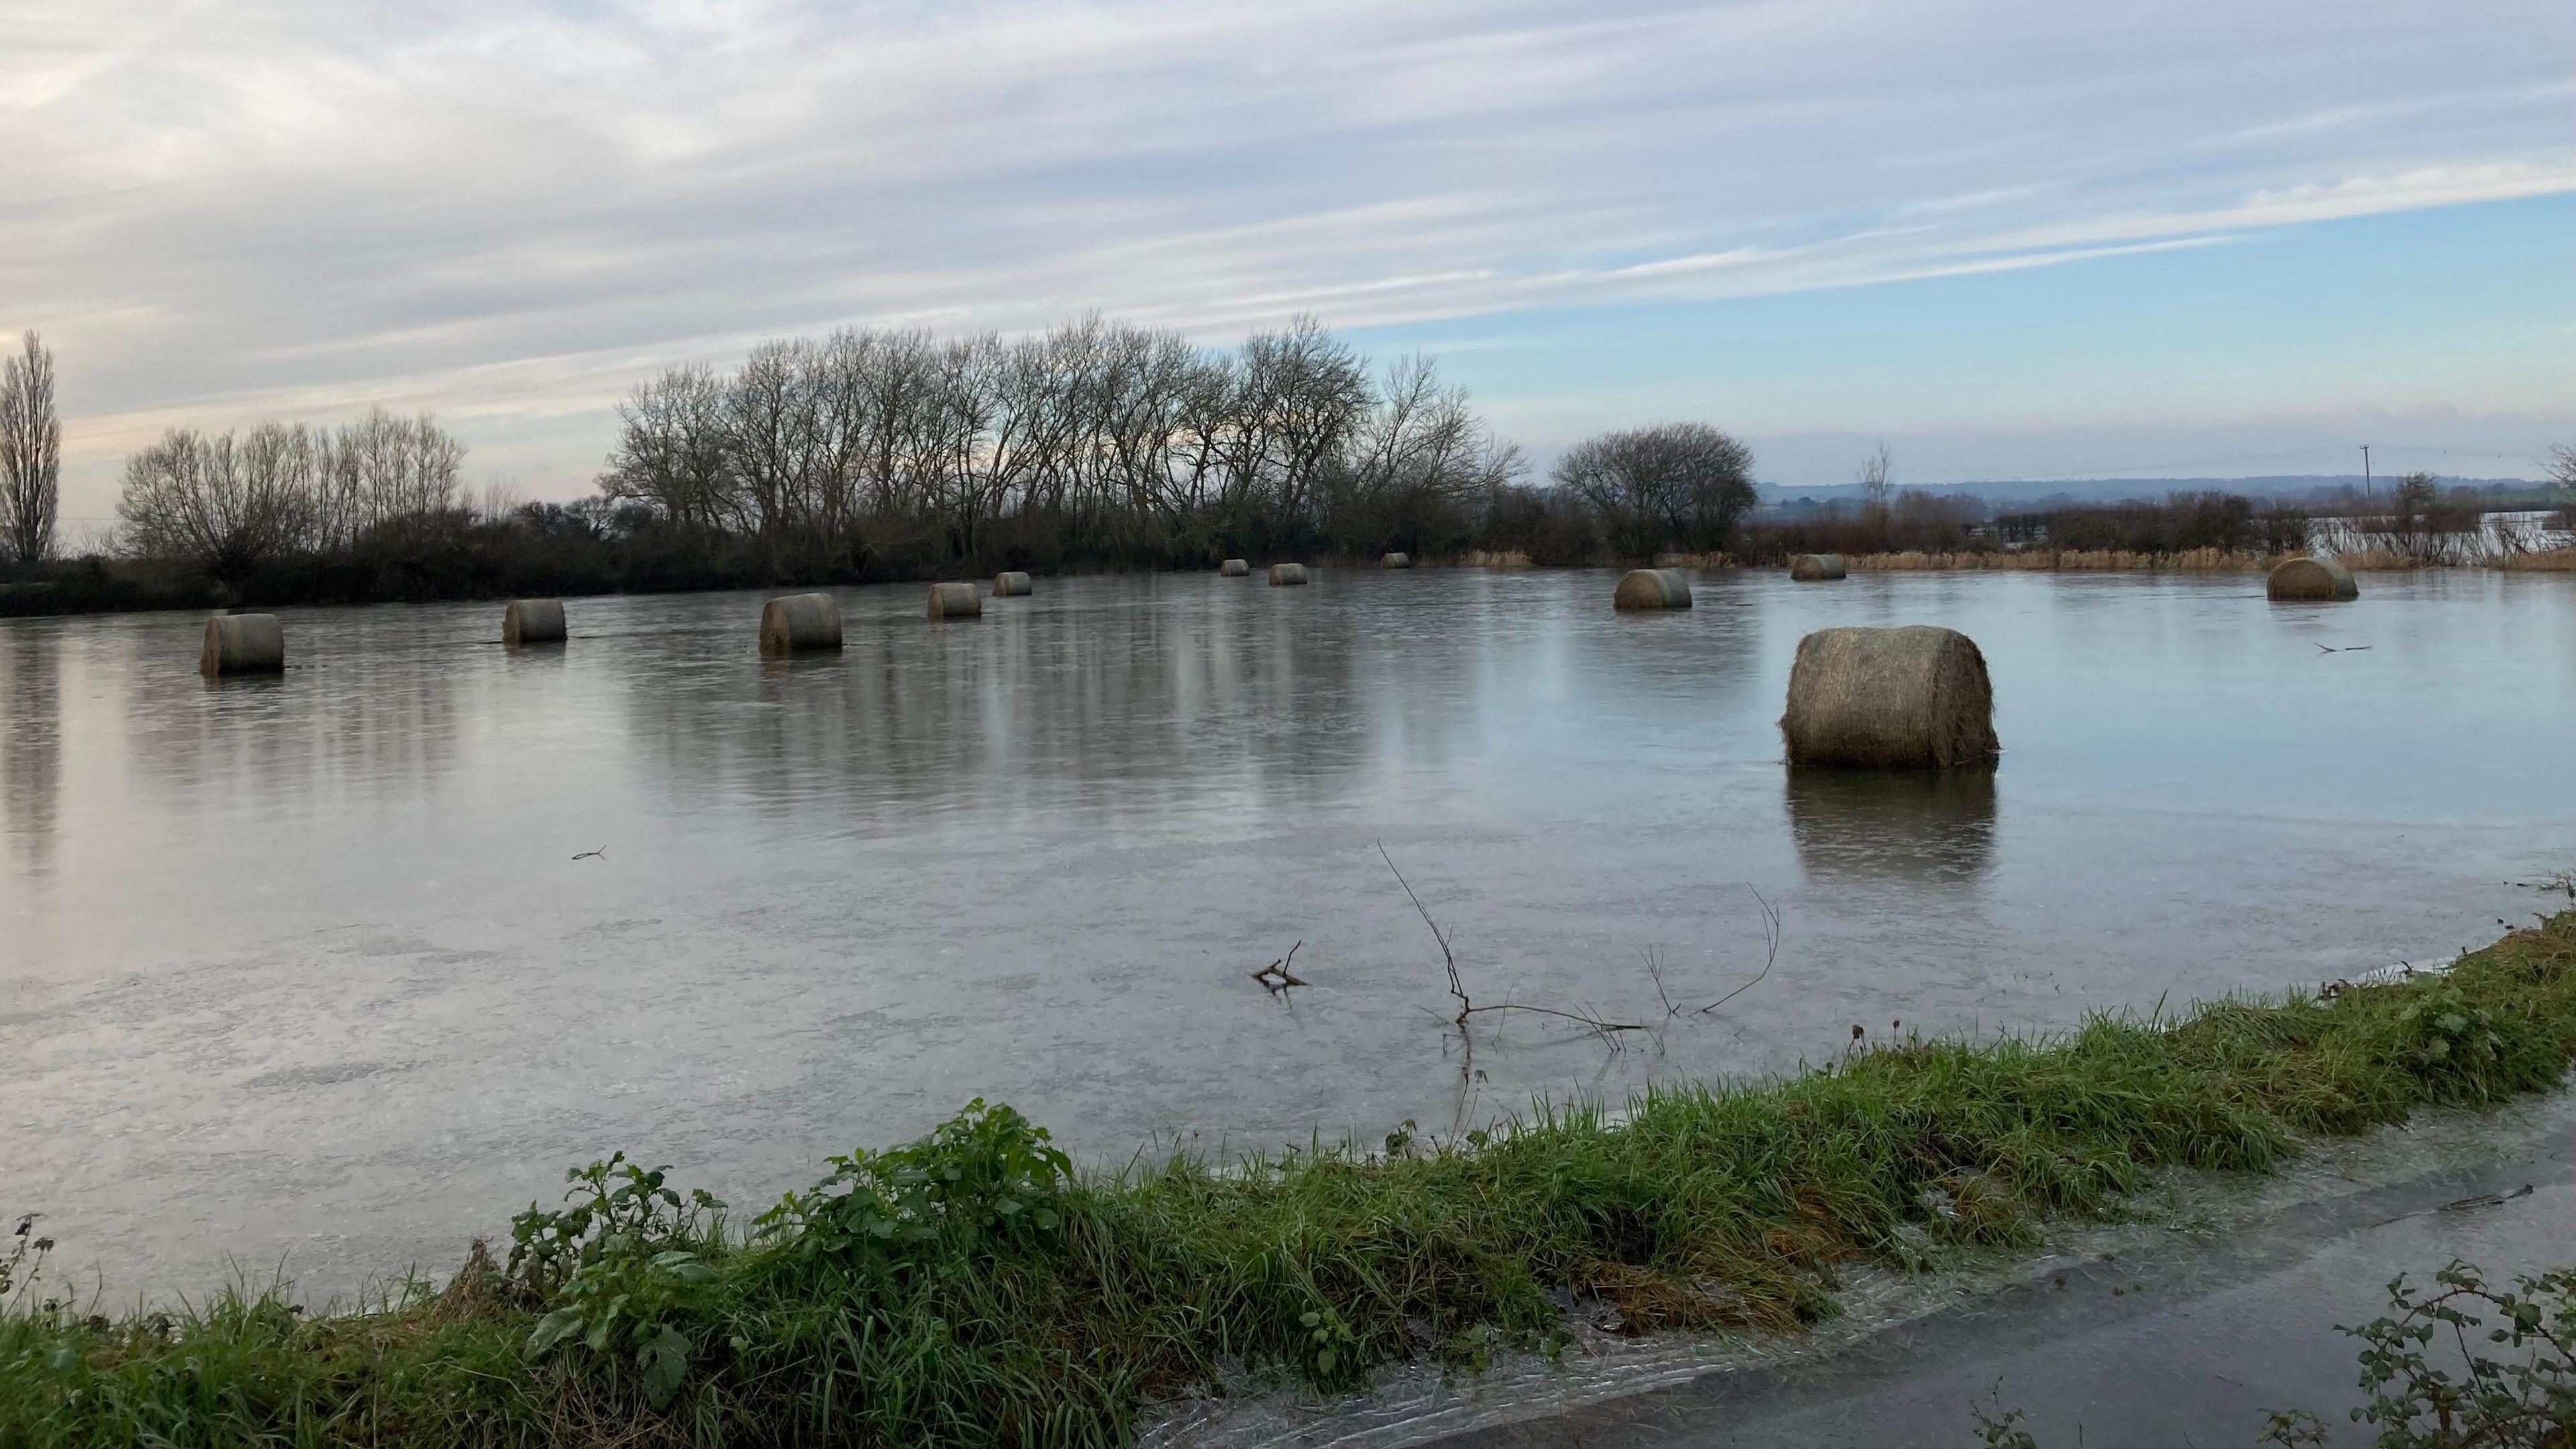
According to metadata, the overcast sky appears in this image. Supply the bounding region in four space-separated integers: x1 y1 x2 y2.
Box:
6 0 2573 526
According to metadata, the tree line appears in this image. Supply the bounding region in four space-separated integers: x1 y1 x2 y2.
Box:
19 309 2561 616
1 314 1769 611
117 411 468 580
596 315 1535 572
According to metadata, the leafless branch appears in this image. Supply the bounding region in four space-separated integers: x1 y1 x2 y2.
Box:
1379 839 1641 1038
1250 939 1307 991
1379 841 1468 1024
1698 884 1780 1015
1644 946 1681 1017
1462 1001 1642 1036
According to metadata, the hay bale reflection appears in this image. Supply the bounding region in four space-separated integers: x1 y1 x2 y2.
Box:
1784 768 1997 886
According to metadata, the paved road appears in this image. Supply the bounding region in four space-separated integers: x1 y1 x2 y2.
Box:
1432 1103 2576 1448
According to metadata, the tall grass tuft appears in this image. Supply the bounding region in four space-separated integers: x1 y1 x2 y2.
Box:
7 914 2574 1448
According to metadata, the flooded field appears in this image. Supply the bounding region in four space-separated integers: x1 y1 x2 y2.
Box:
4 567 2573 1296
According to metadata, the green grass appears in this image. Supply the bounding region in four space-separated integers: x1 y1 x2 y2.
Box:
7 912 2575 1448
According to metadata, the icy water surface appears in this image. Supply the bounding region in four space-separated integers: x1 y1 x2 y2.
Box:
3 567 2572 1294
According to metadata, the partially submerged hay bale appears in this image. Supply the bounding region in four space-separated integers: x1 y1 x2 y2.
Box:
1788 553 1847 582
992 571 1033 597
2266 556 2358 601
928 581 982 619
1381 551 1411 569
502 598 566 645
1780 625 1998 769
1269 563 1309 586
1220 559 1250 577
199 613 284 676
1613 568 1691 610
759 592 843 655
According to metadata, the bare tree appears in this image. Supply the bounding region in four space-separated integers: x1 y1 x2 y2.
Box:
1552 422 1757 559
0 331 62 563
1858 443 1893 519
724 339 822 540
116 425 318 583
1329 354 1523 553
602 366 737 530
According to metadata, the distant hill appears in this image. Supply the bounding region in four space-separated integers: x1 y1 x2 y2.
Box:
1758 475 2552 508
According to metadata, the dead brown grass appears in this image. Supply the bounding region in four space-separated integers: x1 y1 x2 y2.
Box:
1846 548 2272 573
2498 546 2576 572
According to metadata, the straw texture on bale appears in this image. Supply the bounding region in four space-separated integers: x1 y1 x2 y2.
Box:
2266 555 2359 601
1219 559 1250 577
927 581 983 619
1612 568 1691 610
1269 563 1309 586
1780 625 1998 769
502 598 566 645
1381 551 1411 568
1788 553 1847 582
199 613 284 676
992 571 1033 597
759 592 843 655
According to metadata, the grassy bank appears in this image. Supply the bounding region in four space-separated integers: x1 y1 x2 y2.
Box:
6 914 2574 1448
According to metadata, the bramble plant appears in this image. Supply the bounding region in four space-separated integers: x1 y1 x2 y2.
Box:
2396 983 2508 1080
755 1097 1072 1266
510 1153 727 1405
1 1215 50 1308
2349 1262 2575 1447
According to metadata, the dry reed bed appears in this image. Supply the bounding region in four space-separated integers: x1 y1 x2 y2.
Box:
4 913 2573 1448
1452 547 2576 574
2485 545 2576 572
1849 548 2275 573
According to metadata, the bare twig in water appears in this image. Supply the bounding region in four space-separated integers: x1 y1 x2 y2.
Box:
1644 947 1682 1017
571 846 606 861
1697 884 1780 1015
1379 841 1468 1022
2516 869 2576 902
1477 1000 1644 1038
1249 940 1308 991
2316 643 2373 653
1377 840 1642 1037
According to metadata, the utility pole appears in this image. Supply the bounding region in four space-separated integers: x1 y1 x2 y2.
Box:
2360 443 2372 502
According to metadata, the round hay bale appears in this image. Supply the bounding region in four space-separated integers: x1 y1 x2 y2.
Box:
1269 562 1309 586
1612 568 1691 610
1780 625 1998 769
1381 551 1411 569
993 571 1033 597
502 598 566 645
199 612 284 676
1219 558 1250 577
927 581 982 619
2266 556 2357 601
1788 553 1847 582
759 592 843 655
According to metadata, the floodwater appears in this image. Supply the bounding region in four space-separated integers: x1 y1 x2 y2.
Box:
3 567 2573 1297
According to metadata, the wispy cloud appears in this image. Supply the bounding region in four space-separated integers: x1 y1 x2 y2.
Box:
4 0 2572 502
